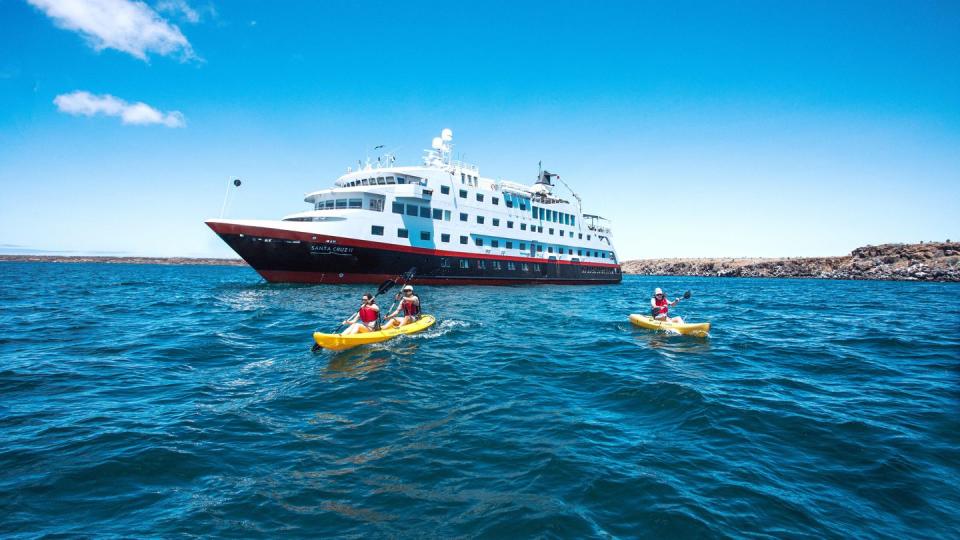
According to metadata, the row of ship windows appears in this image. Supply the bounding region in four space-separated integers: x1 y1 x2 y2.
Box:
440 185 533 212
369 225 613 259
440 184 574 226
341 176 425 187
437 258 618 275
390 202 594 241
314 198 385 212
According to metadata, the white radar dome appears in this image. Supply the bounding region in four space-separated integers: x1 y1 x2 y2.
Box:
441 128 453 141
431 137 444 149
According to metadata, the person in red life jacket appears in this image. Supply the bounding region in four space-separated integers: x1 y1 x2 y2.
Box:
342 293 380 335
651 287 684 324
383 284 420 328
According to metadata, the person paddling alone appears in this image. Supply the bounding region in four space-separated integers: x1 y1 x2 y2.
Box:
651 287 685 324
342 293 380 335
383 285 420 328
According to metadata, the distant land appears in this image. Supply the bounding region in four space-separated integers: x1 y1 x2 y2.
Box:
3 242 958 282
0 255 245 267
621 242 959 282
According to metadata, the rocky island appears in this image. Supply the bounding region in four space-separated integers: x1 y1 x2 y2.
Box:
620 242 959 282
0 255 246 267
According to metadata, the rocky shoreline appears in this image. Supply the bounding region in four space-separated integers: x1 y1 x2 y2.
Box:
0 255 246 267
620 242 960 282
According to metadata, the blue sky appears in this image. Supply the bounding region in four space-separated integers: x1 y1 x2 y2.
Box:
1 0 958 259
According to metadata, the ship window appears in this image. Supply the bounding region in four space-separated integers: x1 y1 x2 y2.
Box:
420 231 430 241
398 228 409 238
406 204 418 216
505 198 513 208
441 233 450 243
571 216 575 226
594 251 599 257
460 235 468 244
534 264 541 272
492 197 499 205
475 238 483 246
460 212 468 222
459 189 467 198
587 235 591 241
360 179 369 186
441 185 450 195
507 221 513 228
520 223 527 231
492 261 501 270
522 263 529 272
492 240 499 248
537 245 543 252
460 259 469 269
478 260 486 269
520 242 526 250
476 193 484 202
335 199 347 209
420 206 431 218
386 177 395 184
476 216 484 224
369 199 384 212
460 173 465 184
492 218 499 226
578 249 583 256
548 228 554 235
348 198 362 209
578 233 583 239
376 177 385 185
432 208 443 220
392 202 403 214
519 200 527 211
569 231 574 238
444 210 451 221
548 247 553 253
508 262 516 270
537 226 542 233
371 225 384 236
324 200 334 209
396 176 405 184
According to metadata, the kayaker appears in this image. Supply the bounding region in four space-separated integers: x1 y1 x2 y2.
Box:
651 287 684 324
342 293 380 335
383 285 420 328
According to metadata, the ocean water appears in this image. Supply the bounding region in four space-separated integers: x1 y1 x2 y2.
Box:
1 262 958 538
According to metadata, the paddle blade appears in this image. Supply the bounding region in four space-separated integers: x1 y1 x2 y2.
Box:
683 290 692 299
402 267 418 282
376 279 396 296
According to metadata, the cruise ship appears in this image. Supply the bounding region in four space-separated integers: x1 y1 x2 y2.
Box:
206 129 621 285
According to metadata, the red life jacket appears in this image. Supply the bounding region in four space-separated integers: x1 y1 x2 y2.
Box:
402 297 420 317
359 304 378 324
654 296 669 315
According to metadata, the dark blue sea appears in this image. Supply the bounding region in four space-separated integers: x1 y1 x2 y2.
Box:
1 262 958 538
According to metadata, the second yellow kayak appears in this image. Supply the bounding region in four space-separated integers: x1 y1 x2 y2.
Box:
628 314 711 337
313 315 437 351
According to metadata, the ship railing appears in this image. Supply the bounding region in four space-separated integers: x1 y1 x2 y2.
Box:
449 160 479 173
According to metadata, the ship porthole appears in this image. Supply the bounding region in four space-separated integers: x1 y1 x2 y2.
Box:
338 273 344 278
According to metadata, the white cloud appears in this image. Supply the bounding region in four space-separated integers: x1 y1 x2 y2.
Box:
155 0 199 23
53 91 186 127
27 0 194 61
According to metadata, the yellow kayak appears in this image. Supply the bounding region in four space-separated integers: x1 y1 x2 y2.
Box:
313 315 436 351
628 314 711 337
